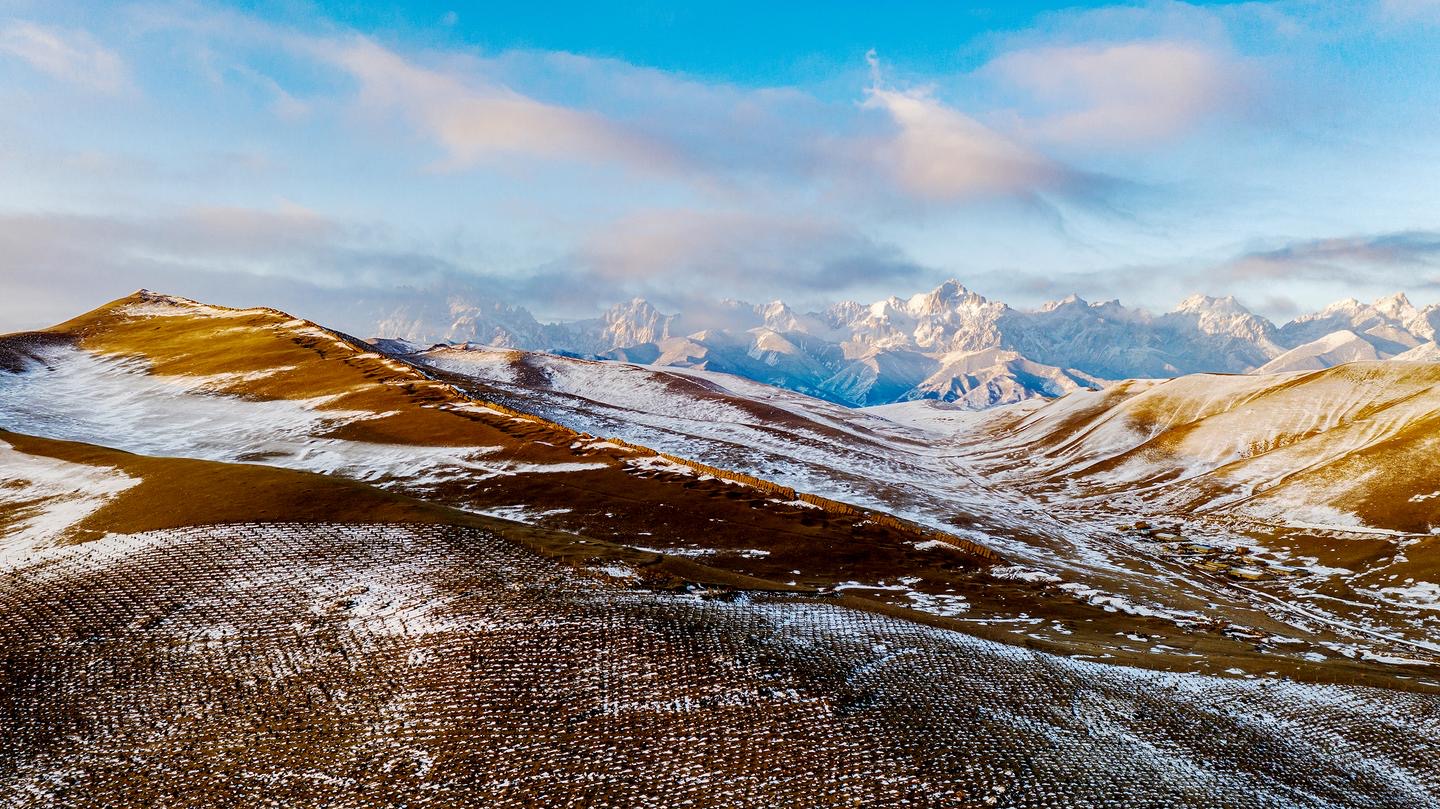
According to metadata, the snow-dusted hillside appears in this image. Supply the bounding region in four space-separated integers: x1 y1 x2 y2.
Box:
5 289 1440 774
374 283 1440 408
1255 330 1381 373
398 340 1440 675
958 361 1440 534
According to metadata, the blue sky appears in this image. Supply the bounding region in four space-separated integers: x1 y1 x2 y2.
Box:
1 0 1439 331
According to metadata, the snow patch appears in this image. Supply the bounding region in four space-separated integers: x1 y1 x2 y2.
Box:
0 440 140 560
989 566 1063 584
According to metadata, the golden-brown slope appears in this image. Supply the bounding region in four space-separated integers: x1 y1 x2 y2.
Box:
0 428 821 594
969 362 1440 532
6 295 1433 687
7 291 1010 611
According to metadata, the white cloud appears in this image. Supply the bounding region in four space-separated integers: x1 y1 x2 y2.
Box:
321 38 674 172
0 205 482 331
985 40 1254 145
0 21 130 94
862 86 1070 200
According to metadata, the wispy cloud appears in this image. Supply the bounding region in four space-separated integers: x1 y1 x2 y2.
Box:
314 37 1099 205
90 8 1117 211
984 40 1256 145
1 0 1435 330
1379 0 1440 24
0 204 483 290
0 202 927 332
1220 231 1440 283
861 84 1075 200
318 37 677 173
967 230 1440 315
0 205 491 331
0 21 130 94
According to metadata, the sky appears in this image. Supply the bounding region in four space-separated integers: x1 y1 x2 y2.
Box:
1 0 1439 333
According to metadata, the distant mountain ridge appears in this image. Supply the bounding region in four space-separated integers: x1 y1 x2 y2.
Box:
373 283 1440 408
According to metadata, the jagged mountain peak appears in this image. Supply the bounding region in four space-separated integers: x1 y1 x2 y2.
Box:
905 279 996 317
1173 293 1250 316
1039 293 1090 312
1314 297 1366 317
373 281 1440 410
1373 291 1415 319
603 297 663 319
1278 291 1432 356
1289 292 1419 325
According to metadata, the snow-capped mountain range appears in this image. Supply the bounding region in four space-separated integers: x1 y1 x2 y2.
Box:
374 282 1440 408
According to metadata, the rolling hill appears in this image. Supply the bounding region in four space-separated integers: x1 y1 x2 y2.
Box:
2 291 1439 806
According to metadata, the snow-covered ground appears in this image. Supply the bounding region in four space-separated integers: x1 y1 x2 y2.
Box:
1 521 1434 807
4 300 1435 677
0 345 599 488
0 438 138 558
414 344 1440 670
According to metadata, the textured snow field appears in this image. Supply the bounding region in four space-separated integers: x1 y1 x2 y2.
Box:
0 522 1435 808
418 349 1194 585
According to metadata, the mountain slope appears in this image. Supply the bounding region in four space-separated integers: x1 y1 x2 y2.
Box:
16 290 1413 684
395 339 1440 683
965 362 1440 530
1279 294 1432 355
867 363 1440 674
6 513 1435 806
1255 330 1381 373
2 291 1021 615
4 292 1440 805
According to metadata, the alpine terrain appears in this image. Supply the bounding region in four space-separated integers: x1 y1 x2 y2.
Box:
375 282 1440 409
0 290 1437 807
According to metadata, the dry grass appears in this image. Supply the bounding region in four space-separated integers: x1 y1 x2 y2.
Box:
9 292 1436 691
0 429 816 596
1 521 1435 808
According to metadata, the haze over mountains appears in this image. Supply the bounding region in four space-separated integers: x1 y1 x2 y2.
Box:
375 282 1440 408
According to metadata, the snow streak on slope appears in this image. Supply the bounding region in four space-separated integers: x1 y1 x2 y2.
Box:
963 362 1440 532
936 364 1440 664
0 438 138 554
412 345 1182 607
8 292 1436 686
4 292 1029 646
0 347 551 486
414 345 972 519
